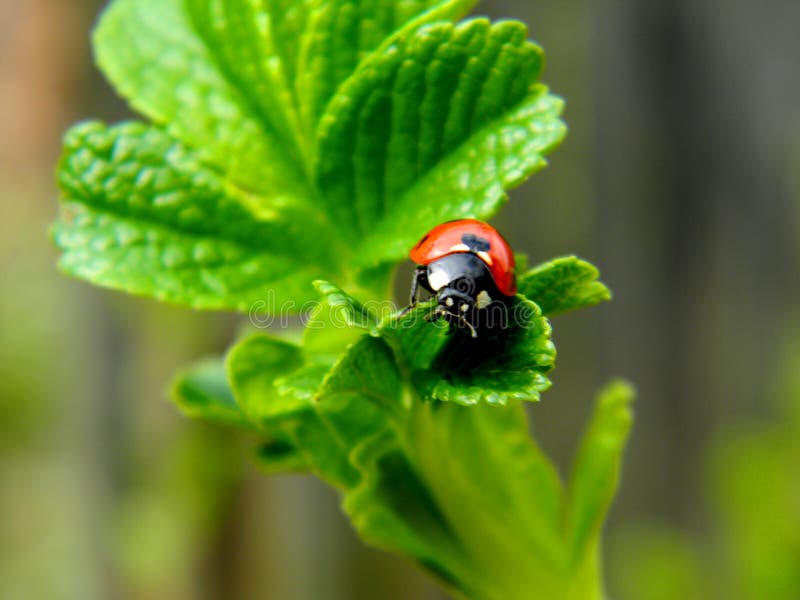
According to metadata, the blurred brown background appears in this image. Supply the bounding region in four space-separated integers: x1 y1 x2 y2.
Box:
1 1 798 598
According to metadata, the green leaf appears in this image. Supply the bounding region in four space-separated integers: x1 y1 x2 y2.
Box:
94 0 308 195
170 358 253 430
343 430 470 594
226 332 407 491
183 0 313 165
226 332 360 487
318 334 404 421
406 400 568 599
225 333 308 427
53 122 339 312
565 380 635 568
316 18 565 265
518 256 611 316
301 300 368 365
312 280 381 333
383 301 452 371
393 295 556 405
298 0 478 136
310 334 476 592
311 282 554 405
255 439 309 474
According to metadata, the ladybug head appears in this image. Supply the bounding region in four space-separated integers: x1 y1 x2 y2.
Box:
436 283 476 317
431 277 480 337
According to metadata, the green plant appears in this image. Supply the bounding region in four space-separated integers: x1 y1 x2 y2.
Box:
52 1 633 598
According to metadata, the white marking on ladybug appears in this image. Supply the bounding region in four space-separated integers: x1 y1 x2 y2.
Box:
476 290 492 309
445 297 454 307
449 243 470 253
477 251 493 265
460 303 469 313
428 269 449 291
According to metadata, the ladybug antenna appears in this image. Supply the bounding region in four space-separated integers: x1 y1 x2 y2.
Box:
425 305 478 338
460 316 478 339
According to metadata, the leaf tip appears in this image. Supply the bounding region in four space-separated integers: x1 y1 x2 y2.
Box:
312 279 335 295
596 378 636 432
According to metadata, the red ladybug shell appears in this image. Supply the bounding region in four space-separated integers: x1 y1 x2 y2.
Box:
409 219 517 296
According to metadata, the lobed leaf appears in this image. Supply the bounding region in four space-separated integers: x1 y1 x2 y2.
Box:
94 0 309 197
184 0 314 165
53 122 340 312
316 17 565 266
405 295 556 405
298 0 477 136
518 256 612 316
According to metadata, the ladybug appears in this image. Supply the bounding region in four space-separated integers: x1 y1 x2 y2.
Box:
406 219 517 337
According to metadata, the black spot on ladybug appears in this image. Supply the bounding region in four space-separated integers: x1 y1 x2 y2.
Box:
461 233 490 253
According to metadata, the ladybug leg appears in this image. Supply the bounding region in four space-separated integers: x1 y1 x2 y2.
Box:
399 266 428 316
424 305 447 322
408 265 427 306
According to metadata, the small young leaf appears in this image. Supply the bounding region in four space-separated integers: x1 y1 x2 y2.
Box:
518 256 611 316
301 301 368 365
312 280 380 333
392 296 556 405
225 334 308 427
226 332 408 491
381 301 452 372
566 380 635 567
172 354 310 473
316 18 565 265
170 358 253 430
275 364 332 401
53 122 339 312
318 335 405 420
290 336 404 489
226 332 360 488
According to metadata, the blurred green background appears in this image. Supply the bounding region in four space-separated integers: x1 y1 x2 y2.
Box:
1 1 798 598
